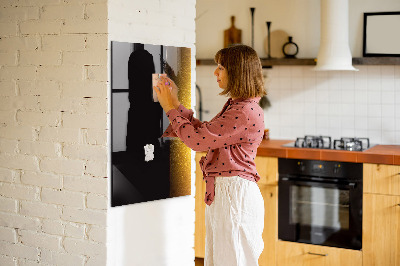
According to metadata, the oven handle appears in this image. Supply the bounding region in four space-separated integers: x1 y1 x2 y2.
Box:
280 177 357 189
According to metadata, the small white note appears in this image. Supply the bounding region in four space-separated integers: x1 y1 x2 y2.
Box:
144 144 155 162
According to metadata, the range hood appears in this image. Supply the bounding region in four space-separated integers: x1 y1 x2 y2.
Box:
314 0 358 71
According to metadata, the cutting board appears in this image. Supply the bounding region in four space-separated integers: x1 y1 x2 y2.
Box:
224 16 242 48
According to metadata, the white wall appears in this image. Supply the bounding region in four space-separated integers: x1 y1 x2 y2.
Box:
196 0 400 145
108 0 196 265
196 0 400 58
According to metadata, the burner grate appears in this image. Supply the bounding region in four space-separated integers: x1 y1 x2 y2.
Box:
333 137 370 151
295 135 332 149
287 136 371 151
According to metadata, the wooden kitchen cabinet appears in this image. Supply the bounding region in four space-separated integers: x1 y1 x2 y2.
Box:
276 241 362 266
195 152 207 258
258 184 278 266
255 156 278 186
256 156 279 266
364 163 400 196
363 163 400 266
363 193 400 266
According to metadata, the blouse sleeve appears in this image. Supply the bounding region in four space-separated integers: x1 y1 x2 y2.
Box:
161 104 203 138
164 106 249 152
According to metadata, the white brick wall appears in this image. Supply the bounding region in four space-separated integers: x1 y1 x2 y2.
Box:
0 226 17 243
0 0 108 264
1 0 197 264
64 222 85 239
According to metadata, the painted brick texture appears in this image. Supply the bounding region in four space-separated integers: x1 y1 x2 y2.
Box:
0 0 108 264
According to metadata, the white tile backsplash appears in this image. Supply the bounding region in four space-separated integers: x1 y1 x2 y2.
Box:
341 104 355 116
316 103 329 115
367 91 381 105
341 89 355 104
396 88 400 104
367 78 381 91
382 90 395 104
355 104 368 117
316 89 329 103
196 65 400 144
367 104 382 118
382 105 395 118
395 118 400 131
382 78 395 91
355 117 368 130
368 117 382 131
382 117 396 131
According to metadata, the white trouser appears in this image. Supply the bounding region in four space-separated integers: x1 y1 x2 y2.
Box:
205 176 264 266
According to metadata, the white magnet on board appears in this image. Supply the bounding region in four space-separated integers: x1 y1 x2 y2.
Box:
144 144 154 162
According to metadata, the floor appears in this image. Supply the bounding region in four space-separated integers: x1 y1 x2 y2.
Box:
195 257 204 266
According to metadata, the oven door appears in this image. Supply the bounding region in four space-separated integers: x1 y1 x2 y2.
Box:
278 176 362 250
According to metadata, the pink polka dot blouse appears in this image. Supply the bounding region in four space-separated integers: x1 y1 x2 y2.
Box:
161 97 265 205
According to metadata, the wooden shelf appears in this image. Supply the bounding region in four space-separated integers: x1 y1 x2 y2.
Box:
196 57 400 67
260 58 316 66
196 58 316 68
352 57 400 65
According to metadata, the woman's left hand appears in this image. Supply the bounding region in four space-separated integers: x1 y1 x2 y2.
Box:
153 77 175 113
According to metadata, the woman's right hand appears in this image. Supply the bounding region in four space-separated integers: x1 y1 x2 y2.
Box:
160 76 180 109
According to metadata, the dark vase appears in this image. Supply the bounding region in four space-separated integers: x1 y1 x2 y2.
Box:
282 36 299 58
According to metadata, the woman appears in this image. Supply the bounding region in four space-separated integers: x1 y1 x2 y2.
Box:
154 44 266 266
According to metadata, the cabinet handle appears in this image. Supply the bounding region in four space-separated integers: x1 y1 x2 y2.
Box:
307 252 328 256
397 204 400 207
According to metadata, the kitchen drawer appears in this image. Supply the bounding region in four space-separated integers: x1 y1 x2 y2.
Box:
364 164 400 196
276 241 362 266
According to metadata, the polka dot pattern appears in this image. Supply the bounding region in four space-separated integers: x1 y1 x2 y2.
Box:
160 97 265 205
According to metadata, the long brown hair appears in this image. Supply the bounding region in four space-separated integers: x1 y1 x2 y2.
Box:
214 45 266 99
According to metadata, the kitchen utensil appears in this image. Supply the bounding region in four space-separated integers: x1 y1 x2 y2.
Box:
250 7 255 48
266 21 272 58
224 16 242 48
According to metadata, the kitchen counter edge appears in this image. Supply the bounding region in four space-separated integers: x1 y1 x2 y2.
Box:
255 139 400 165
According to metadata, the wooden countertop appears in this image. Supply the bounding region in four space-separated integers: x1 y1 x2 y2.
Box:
256 139 400 165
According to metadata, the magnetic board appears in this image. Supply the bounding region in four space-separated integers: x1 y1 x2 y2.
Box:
111 41 192 207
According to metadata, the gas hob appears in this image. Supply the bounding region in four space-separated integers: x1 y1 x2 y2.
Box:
282 135 375 151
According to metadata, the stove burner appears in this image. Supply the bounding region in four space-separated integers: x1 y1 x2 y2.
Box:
333 137 370 151
295 135 332 149
286 136 372 151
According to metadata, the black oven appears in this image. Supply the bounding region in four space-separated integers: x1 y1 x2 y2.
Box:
278 158 363 250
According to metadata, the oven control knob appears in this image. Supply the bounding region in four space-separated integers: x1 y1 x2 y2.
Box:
298 161 305 171
334 164 341 174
